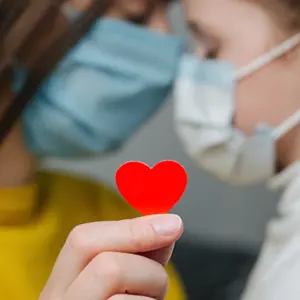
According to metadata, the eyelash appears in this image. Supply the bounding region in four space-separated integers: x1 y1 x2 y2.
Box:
206 48 218 59
190 32 219 59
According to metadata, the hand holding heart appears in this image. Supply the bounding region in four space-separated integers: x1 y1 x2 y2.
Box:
40 160 186 300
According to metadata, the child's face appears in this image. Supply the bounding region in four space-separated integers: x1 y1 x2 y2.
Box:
182 0 300 136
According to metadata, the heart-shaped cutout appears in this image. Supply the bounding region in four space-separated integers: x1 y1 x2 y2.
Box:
116 160 188 215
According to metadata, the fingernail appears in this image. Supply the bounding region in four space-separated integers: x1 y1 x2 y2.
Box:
152 214 182 236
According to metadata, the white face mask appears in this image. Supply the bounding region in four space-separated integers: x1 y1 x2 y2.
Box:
174 33 300 186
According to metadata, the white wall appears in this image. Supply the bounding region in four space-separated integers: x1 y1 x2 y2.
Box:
44 2 279 249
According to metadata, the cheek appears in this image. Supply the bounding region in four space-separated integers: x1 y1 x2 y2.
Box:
234 63 300 135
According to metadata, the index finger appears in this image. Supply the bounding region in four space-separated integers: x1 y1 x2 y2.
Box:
42 214 183 298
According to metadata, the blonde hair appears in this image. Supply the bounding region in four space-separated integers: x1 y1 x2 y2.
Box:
259 0 300 33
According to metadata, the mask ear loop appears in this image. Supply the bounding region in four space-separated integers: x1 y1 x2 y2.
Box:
234 32 300 141
235 33 300 79
233 33 300 140
272 110 300 140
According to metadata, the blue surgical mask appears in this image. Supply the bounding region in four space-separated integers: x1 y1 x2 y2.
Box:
15 17 184 157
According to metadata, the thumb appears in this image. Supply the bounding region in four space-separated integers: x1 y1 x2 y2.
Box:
52 214 184 282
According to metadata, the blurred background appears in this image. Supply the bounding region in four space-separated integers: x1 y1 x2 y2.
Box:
43 2 280 299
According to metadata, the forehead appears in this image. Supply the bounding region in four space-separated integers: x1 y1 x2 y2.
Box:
182 0 237 21
181 0 276 40
181 0 246 37
182 0 253 26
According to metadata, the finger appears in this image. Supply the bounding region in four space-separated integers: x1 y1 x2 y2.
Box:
141 243 175 266
41 214 183 298
64 252 168 300
109 295 155 300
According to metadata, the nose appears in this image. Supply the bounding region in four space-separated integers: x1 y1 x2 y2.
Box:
146 1 171 33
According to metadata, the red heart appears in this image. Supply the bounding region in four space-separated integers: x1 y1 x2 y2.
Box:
115 160 188 215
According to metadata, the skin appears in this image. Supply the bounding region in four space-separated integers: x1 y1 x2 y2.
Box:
182 0 300 169
0 1 183 299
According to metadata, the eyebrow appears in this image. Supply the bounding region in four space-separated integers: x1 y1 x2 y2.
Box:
186 18 221 49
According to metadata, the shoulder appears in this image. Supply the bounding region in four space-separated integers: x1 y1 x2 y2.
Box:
37 171 141 220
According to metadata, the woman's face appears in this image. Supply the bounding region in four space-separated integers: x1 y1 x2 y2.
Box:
182 0 300 137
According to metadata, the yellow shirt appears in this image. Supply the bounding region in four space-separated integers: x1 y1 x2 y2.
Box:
0 171 186 300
